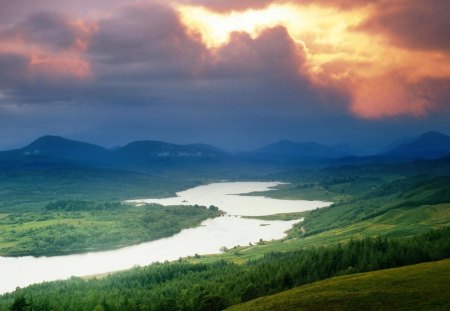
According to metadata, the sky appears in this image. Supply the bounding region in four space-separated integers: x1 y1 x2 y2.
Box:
0 0 449 152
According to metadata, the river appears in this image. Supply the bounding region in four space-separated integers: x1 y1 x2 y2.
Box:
0 181 331 294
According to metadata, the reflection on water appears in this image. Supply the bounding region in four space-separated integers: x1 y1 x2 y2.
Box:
128 181 331 216
0 182 331 294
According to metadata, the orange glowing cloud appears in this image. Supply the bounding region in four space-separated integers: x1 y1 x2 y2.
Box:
28 53 92 80
0 16 95 82
174 1 450 118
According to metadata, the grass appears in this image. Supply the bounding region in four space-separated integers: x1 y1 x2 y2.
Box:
188 202 450 265
227 259 450 311
243 211 311 221
0 202 220 256
244 182 348 202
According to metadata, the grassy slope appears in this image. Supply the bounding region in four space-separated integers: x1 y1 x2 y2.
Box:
228 259 450 311
0 203 220 256
189 200 450 265
1 228 449 311
297 176 450 236
190 175 450 264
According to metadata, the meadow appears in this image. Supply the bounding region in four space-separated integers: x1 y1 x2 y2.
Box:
228 259 450 311
0 201 220 256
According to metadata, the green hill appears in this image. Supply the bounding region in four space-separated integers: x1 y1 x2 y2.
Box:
227 259 450 311
1 228 449 310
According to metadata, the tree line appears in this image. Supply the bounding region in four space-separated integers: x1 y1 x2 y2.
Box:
2 226 449 311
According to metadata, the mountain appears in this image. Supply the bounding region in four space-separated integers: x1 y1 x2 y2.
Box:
332 143 371 156
386 131 450 158
0 135 109 164
385 136 415 152
0 136 229 170
114 141 226 160
248 140 351 161
110 140 228 169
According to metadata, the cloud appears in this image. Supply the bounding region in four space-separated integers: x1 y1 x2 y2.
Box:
178 0 379 12
89 2 207 81
350 75 434 118
0 10 94 94
178 0 275 12
12 11 85 51
359 0 450 52
0 0 449 150
173 0 450 119
0 53 29 89
205 27 307 79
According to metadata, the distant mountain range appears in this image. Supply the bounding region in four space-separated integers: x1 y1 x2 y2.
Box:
1 131 450 170
245 140 351 162
385 131 450 159
0 135 228 170
9 135 110 163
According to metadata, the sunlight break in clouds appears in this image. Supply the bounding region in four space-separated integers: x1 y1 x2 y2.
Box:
175 2 450 118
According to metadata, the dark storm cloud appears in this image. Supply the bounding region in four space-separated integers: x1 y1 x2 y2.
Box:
0 1 325 109
89 3 208 81
206 27 306 79
0 0 449 151
14 11 81 51
0 0 122 23
359 0 450 52
0 53 29 88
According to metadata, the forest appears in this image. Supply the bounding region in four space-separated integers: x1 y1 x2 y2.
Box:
1 227 449 311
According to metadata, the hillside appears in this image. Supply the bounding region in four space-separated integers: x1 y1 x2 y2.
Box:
227 259 450 311
0 160 197 213
0 136 229 169
0 202 220 257
387 131 450 158
115 140 226 159
111 140 228 170
247 140 350 162
0 136 109 164
0 228 448 310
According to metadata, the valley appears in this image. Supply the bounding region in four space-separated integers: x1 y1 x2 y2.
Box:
0 133 449 310
2 2 450 309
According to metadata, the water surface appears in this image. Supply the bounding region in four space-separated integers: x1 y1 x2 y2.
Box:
0 182 331 294
128 181 331 216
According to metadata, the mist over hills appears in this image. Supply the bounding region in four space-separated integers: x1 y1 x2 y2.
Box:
1 131 450 170
0 136 227 169
385 131 450 159
9 136 110 163
247 140 351 161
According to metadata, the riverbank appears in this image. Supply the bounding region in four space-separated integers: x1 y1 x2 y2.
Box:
0 181 330 294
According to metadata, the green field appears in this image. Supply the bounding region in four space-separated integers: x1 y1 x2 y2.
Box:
228 259 450 311
0 201 220 256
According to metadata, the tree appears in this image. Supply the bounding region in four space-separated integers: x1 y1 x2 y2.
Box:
11 296 29 311
208 205 219 212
